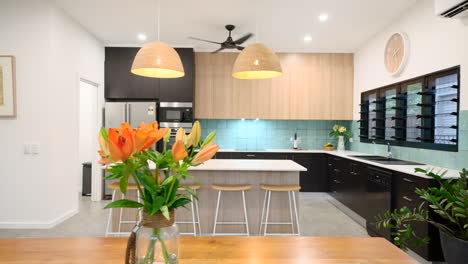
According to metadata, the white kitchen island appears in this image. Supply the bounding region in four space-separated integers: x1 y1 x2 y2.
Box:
109 159 306 235
178 159 307 235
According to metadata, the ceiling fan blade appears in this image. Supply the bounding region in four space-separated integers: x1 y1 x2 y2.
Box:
234 33 253 45
211 47 225 53
236 46 245 51
188 36 222 45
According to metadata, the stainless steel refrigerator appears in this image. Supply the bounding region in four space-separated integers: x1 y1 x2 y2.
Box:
104 101 157 128
102 101 157 199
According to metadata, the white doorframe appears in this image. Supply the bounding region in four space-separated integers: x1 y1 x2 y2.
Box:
78 77 103 201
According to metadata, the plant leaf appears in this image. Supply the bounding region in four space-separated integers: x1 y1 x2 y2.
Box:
151 196 165 215
161 205 170 220
104 199 143 209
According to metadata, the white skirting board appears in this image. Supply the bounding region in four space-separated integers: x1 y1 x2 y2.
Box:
0 208 78 229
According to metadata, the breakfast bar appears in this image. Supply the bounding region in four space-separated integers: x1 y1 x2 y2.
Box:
110 159 306 235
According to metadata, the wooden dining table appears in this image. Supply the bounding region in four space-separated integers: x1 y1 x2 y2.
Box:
0 236 417 263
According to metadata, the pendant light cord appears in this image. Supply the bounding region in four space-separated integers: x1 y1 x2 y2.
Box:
157 0 160 41
255 0 259 43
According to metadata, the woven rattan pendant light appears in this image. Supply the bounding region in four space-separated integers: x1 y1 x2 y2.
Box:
131 0 184 78
231 43 282 79
232 6 282 80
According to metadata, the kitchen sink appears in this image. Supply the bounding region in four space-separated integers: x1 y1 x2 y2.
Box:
348 155 424 165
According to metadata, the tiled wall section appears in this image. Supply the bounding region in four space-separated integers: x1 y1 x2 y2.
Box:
199 111 467 169
198 119 351 151
348 110 468 170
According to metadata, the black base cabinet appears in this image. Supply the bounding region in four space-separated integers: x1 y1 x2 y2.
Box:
393 172 444 261
326 158 444 262
290 153 328 192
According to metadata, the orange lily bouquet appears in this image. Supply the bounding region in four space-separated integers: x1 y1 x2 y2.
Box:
98 120 219 220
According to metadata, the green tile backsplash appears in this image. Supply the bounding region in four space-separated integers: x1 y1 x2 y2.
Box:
198 119 351 151
199 110 468 169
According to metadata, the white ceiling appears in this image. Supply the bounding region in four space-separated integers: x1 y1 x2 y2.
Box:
54 0 418 52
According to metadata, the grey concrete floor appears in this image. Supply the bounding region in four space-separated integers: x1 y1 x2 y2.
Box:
0 192 368 238
0 196 109 238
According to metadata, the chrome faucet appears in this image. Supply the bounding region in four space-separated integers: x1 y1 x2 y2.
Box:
386 143 392 159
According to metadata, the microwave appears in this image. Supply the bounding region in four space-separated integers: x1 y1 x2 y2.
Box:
158 102 193 125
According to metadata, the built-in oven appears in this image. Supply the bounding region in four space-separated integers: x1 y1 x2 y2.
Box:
159 102 193 124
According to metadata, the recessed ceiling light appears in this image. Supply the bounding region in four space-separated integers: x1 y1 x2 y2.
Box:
318 13 329 22
137 33 147 41
303 34 312 43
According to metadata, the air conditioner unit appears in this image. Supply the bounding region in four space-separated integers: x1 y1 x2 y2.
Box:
435 0 468 18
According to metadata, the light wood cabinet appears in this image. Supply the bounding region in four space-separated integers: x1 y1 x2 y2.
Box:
194 52 353 120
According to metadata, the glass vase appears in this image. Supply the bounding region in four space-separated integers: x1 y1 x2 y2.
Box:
136 211 179 264
337 136 345 151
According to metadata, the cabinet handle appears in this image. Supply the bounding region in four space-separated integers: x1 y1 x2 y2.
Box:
333 180 341 184
328 164 332 167
402 196 413 202
246 154 256 157
334 169 341 172
403 178 414 183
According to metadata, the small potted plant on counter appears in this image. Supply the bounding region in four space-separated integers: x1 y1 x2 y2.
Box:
329 125 352 151
375 168 468 264
323 142 334 151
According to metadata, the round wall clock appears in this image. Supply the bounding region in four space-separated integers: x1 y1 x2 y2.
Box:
384 32 409 76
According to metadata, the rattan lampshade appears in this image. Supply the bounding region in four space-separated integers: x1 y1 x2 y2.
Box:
232 43 282 79
131 41 185 78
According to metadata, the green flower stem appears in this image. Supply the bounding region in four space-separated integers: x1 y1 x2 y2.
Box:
155 228 171 262
140 228 171 264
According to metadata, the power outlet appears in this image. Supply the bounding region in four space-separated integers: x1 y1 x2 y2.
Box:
24 143 40 155
24 144 31 154
31 143 40 154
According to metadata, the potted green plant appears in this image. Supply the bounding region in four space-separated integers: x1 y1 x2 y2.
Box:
329 125 352 151
375 168 468 264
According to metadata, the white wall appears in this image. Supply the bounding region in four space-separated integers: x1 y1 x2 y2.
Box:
353 0 468 120
0 0 104 228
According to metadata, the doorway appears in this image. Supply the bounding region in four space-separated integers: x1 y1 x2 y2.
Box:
78 79 99 197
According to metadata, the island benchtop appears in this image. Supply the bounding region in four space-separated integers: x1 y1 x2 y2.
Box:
138 159 307 172
106 159 306 172
187 159 307 171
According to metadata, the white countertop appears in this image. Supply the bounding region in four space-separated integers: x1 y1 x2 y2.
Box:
105 159 306 172
187 159 306 172
217 149 461 179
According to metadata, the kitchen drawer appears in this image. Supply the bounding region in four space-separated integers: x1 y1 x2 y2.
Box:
394 173 431 202
231 152 288 160
215 152 233 159
393 172 443 261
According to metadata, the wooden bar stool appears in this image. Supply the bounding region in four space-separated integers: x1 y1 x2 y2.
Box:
211 184 251 236
259 184 301 236
105 182 141 237
176 184 201 236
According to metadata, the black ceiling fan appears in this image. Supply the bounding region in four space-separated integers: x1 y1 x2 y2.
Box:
189 24 253 53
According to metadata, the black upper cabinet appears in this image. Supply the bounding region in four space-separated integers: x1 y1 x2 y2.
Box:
105 47 159 99
105 47 194 101
159 48 194 102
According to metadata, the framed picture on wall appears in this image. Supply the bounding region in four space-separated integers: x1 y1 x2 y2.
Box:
0 56 16 117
